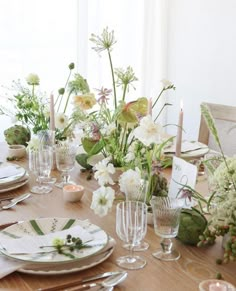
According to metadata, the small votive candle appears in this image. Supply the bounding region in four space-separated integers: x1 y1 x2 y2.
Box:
63 184 84 202
209 282 227 291
199 279 234 291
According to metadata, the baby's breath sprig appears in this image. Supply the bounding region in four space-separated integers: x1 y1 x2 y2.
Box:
41 234 91 259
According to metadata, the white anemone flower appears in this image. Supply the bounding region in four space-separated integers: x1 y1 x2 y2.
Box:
133 115 162 146
94 158 115 186
119 168 142 200
55 113 69 129
90 186 115 217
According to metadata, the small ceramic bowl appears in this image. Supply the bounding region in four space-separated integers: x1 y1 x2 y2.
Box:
63 184 85 202
8 144 26 158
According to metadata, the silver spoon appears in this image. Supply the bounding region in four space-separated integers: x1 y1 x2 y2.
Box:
71 271 127 291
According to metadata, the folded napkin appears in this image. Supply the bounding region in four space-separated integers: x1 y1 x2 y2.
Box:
164 141 205 154
0 165 21 179
0 225 92 255
0 235 115 279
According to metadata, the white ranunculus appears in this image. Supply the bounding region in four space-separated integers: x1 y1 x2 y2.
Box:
119 168 142 200
26 73 40 85
90 186 115 217
161 79 173 88
27 137 40 151
55 113 69 129
133 115 162 146
94 158 115 186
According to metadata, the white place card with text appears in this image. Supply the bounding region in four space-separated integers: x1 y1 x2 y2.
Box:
168 156 198 207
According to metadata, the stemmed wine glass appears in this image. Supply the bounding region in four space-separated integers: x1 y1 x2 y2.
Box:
150 196 184 261
28 146 53 194
116 201 147 270
55 141 77 188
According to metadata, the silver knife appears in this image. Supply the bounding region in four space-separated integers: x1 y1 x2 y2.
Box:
37 271 124 291
1 193 31 209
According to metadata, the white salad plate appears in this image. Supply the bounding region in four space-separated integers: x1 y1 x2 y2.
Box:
0 174 29 193
0 163 26 186
164 141 209 159
0 218 109 265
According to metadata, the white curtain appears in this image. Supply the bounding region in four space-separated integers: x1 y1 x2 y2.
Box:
0 0 167 141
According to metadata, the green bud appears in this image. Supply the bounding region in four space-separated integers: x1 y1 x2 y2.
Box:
216 272 222 279
58 88 65 95
69 63 75 70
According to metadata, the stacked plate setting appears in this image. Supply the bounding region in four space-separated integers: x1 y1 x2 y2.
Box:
0 163 29 193
0 217 115 275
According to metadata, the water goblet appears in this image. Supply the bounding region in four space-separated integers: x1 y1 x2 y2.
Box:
116 201 147 270
150 196 184 261
28 146 53 194
55 141 77 188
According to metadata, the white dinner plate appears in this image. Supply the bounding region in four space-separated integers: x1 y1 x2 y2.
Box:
0 218 109 264
18 241 115 275
0 174 29 193
0 163 26 186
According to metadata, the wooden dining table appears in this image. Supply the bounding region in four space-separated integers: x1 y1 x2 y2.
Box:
0 142 235 291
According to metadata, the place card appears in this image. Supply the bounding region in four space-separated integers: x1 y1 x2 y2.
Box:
168 156 198 207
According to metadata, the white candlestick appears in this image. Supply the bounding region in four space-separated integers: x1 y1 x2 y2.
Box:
175 100 183 157
50 94 55 131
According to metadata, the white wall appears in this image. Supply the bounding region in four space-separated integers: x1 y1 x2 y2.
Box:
166 0 236 141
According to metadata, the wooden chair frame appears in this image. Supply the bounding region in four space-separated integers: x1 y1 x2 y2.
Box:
198 102 236 145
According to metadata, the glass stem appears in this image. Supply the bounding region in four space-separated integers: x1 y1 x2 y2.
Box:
161 238 173 254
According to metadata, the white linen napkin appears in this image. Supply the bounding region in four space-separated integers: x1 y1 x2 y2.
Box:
0 225 92 254
0 236 116 279
0 165 21 179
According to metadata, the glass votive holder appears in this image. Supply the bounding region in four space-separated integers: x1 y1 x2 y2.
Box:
199 279 235 291
63 184 84 202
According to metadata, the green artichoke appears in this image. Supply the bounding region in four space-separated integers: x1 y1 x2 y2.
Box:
4 125 31 146
177 208 207 245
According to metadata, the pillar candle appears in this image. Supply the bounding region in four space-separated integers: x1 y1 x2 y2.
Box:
50 94 55 131
175 100 183 157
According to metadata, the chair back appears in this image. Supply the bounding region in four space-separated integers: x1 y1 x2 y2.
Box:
198 102 236 156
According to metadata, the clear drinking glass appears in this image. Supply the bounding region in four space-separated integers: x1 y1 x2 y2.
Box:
28 146 53 194
55 141 77 188
38 129 57 184
123 179 149 251
116 201 147 270
150 196 184 261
